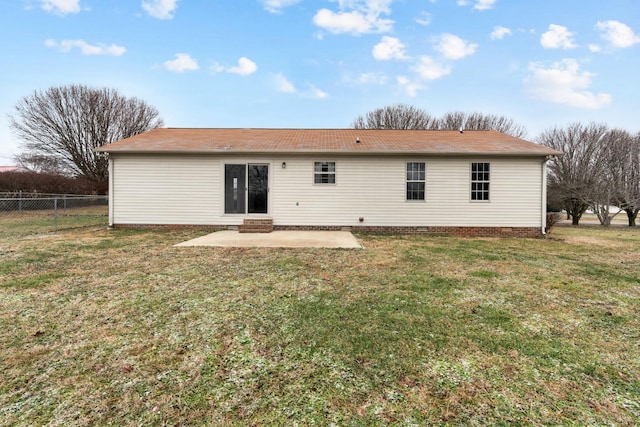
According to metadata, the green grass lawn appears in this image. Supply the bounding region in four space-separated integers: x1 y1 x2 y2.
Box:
0 226 638 425
0 206 108 238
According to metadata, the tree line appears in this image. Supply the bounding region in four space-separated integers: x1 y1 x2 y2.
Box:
0 171 105 195
8 89 639 226
539 123 640 227
352 104 527 138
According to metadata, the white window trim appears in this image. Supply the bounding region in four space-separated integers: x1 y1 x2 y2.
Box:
470 161 490 202
406 161 426 202
313 161 337 185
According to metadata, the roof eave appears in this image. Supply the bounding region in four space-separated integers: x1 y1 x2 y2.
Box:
95 148 560 157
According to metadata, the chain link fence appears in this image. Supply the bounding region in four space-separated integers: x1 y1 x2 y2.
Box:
0 192 108 239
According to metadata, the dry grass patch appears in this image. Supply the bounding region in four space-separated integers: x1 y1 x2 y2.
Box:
0 205 108 239
0 226 638 425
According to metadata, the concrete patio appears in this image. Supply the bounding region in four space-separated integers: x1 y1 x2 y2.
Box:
174 230 363 248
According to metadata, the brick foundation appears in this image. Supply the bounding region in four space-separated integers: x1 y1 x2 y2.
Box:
112 223 542 238
111 224 222 231
274 225 542 237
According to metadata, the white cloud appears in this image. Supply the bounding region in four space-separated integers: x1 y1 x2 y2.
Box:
274 73 296 93
313 9 392 35
227 57 258 76
394 53 453 97
457 0 495 11
411 56 451 80
372 36 408 61
474 0 495 10
271 74 327 98
163 53 199 73
589 44 602 53
312 0 394 35
352 72 388 85
40 0 80 15
540 24 577 49
524 59 611 109
415 11 431 26
397 76 425 97
142 0 178 20
596 20 640 49
210 62 225 73
304 85 329 99
211 57 258 76
261 0 300 13
45 39 125 56
434 33 478 60
490 26 512 40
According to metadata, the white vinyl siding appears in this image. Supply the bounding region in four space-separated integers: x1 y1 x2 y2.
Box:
271 156 543 228
111 154 220 225
110 154 544 228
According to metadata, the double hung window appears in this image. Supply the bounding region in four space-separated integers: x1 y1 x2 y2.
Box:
471 162 490 201
314 162 336 184
406 162 426 201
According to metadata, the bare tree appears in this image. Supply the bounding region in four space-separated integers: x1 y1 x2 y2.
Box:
590 129 625 226
352 105 527 138
438 111 528 139
608 130 640 226
9 85 164 183
14 153 67 175
352 104 439 130
538 122 608 225
437 111 467 131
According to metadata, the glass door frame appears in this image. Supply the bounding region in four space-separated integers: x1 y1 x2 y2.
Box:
223 162 270 215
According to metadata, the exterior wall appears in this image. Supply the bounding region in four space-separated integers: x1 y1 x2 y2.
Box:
109 153 546 232
111 154 221 225
271 156 543 228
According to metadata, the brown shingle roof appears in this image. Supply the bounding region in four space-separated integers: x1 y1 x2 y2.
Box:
96 128 561 156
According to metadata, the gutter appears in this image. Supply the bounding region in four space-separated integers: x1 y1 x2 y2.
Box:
541 157 549 235
108 157 114 227
95 149 559 157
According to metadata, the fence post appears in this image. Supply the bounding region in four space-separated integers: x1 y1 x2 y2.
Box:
19 190 22 213
54 197 58 232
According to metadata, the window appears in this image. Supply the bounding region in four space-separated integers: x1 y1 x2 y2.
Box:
314 162 336 184
406 162 425 201
471 162 490 201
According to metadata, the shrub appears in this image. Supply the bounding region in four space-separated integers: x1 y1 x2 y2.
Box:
545 212 562 233
0 171 105 194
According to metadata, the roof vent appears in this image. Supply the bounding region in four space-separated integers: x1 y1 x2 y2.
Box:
356 137 360 144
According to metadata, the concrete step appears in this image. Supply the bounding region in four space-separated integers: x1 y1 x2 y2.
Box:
239 227 272 233
238 218 273 233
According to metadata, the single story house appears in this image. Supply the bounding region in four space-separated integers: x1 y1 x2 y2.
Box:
95 128 561 237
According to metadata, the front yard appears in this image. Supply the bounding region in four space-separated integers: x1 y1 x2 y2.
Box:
1 226 638 425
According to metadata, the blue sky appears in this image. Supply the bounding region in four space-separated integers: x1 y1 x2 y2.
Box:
1 0 639 164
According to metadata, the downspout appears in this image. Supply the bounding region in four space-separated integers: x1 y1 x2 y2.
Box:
541 157 548 235
108 156 114 227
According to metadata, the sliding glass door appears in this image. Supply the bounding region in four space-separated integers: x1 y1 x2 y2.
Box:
224 164 268 214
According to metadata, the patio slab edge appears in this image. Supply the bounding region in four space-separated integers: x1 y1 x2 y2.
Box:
175 230 363 248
